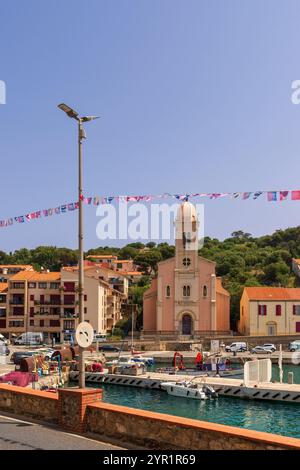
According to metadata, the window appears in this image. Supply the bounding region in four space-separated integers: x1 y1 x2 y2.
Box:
183 258 191 267
38 283 47 289
11 282 24 289
64 282 75 292
258 305 267 316
50 282 60 289
276 305 281 316
30 320 34 326
203 285 208 297
183 285 190 297
166 286 171 297
84 307 87 314
30 295 34 301
28 282 36 288
84 295 87 301
293 305 300 315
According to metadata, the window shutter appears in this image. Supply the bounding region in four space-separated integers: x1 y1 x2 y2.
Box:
276 305 281 316
293 305 296 315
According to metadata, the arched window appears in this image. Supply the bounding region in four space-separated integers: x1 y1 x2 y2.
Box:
183 285 190 297
203 285 207 297
166 286 171 297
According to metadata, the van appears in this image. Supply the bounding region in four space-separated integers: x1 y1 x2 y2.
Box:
289 341 300 352
14 332 44 346
225 342 247 353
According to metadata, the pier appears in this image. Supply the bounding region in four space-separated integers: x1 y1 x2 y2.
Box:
69 370 300 404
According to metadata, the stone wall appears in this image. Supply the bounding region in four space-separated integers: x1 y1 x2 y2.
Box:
86 402 300 450
0 383 58 424
0 384 300 450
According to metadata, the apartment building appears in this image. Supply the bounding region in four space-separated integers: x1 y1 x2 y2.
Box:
0 265 33 282
62 265 127 337
0 265 128 342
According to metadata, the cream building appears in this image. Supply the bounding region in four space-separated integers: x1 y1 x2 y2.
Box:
239 287 300 336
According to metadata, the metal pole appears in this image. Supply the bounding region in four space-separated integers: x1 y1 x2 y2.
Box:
78 119 85 388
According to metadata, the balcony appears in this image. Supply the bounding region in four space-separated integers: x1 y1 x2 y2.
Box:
60 313 78 319
9 300 24 305
34 300 61 306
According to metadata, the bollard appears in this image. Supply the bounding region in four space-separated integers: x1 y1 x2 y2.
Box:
288 372 294 384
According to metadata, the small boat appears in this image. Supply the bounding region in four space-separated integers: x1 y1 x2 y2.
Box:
106 355 155 367
130 355 155 366
161 381 218 400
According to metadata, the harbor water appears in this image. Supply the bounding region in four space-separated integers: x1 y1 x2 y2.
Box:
88 364 300 439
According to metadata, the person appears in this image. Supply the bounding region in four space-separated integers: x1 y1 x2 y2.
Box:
51 336 55 348
195 351 203 370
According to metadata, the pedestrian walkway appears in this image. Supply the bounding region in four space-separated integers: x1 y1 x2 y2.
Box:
0 415 124 450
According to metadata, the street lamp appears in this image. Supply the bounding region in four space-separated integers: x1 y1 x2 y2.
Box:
58 103 99 388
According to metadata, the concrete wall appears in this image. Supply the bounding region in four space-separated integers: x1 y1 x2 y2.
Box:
86 402 300 450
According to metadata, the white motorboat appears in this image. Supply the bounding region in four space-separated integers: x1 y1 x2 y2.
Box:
161 381 218 400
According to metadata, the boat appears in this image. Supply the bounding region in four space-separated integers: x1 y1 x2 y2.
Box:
106 354 154 368
156 351 243 378
161 380 218 400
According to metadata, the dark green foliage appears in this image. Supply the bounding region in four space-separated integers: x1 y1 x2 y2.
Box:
2 226 300 329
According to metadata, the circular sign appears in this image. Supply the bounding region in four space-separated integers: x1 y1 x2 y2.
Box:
75 321 94 348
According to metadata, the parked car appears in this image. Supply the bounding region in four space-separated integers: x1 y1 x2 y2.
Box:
251 346 273 354
289 340 300 352
11 351 35 365
93 334 107 343
0 334 9 345
98 345 120 352
262 343 276 352
225 342 247 353
0 344 10 356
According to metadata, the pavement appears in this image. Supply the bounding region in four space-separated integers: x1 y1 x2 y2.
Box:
0 414 125 450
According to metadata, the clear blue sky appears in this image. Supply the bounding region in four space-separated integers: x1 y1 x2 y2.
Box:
1 0 300 252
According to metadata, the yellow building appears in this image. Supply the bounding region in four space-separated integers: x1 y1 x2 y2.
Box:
239 287 300 336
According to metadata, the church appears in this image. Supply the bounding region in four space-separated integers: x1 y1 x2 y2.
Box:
143 201 230 337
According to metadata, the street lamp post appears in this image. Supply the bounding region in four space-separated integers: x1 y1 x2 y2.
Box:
58 103 99 388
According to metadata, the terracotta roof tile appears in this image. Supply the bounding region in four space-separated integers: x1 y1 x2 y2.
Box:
0 283 8 293
10 271 61 281
244 286 300 301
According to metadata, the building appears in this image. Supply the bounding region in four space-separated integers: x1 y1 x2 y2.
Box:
85 255 118 268
143 202 230 338
0 265 33 282
0 264 128 342
61 265 127 338
239 287 300 336
0 283 8 330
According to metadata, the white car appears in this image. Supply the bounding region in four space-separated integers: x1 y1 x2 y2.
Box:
251 346 273 354
225 342 247 353
262 343 276 352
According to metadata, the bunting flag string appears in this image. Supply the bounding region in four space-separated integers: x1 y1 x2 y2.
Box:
1 189 300 229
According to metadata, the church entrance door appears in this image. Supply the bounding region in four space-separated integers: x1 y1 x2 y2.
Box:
182 314 192 335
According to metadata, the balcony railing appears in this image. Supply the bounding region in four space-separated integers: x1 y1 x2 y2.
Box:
34 300 61 305
9 300 24 305
61 313 78 318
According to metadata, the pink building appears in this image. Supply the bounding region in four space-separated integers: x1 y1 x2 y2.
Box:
143 202 230 337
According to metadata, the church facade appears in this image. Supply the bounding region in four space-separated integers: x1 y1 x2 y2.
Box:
143 202 230 337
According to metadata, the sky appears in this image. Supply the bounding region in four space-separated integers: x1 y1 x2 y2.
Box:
1 0 300 252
